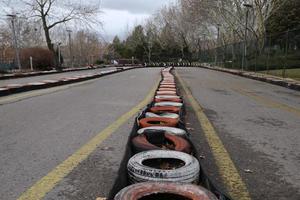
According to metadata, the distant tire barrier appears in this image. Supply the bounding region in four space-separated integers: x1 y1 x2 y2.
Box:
139 117 178 128
114 182 218 200
127 150 200 184
150 106 180 114
132 132 191 153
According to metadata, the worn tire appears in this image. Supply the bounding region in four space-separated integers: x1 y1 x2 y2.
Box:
154 102 183 107
155 95 181 99
150 106 180 114
156 91 177 95
154 97 182 103
137 126 187 137
114 182 218 200
145 112 179 119
158 88 177 92
127 150 200 183
139 117 178 128
132 133 191 153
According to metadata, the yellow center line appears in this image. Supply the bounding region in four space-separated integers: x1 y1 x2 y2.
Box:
233 87 300 117
175 71 251 200
17 78 160 200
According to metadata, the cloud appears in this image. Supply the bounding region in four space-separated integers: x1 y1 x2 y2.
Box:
101 0 176 14
100 8 149 41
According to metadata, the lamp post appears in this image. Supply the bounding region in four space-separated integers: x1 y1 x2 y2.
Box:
215 24 221 66
242 3 253 71
7 14 21 71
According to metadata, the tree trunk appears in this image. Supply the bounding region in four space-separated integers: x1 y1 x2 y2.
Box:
41 15 60 70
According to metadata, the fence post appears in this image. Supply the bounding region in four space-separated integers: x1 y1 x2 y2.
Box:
30 56 33 71
282 29 289 78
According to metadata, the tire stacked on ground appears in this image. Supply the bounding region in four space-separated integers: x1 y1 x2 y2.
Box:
114 67 218 199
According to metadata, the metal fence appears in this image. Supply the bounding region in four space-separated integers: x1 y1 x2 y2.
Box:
200 28 300 79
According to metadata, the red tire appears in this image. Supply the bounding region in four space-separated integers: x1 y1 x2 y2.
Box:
132 133 191 153
139 117 178 128
150 106 180 114
159 86 176 89
156 91 177 95
114 182 218 200
158 88 177 92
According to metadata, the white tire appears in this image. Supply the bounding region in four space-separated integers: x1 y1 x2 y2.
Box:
154 102 183 107
127 150 200 184
145 112 179 119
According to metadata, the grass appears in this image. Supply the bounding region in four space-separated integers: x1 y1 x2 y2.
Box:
260 68 300 81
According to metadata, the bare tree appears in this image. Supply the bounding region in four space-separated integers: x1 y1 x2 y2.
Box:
22 0 101 53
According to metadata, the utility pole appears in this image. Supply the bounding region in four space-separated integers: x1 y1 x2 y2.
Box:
7 14 21 71
242 4 253 71
67 29 73 68
57 42 62 68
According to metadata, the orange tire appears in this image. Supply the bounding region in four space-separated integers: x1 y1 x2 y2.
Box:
150 106 180 114
158 88 177 91
132 133 191 154
156 91 177 95
139 117 178 128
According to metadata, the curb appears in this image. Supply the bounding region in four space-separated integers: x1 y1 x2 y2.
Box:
0 64 141 80
0 67 135 97
198 65 300 91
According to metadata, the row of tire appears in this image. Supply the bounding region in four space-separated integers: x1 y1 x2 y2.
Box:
114 67 218 199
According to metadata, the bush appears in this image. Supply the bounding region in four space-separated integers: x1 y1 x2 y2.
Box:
20 48 55 70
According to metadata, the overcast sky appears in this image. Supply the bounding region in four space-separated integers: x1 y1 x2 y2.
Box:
100 0 176 41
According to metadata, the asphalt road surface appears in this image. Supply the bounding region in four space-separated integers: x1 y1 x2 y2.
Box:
1 66 299 200
0 67 116 87
177 67 300 200
0 68 161 200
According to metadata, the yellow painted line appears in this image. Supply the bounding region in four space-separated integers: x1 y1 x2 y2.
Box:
17 79 160 200
233 87 300 117
175 71 251 200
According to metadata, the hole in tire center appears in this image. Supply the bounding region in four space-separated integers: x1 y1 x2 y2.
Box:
139 193 192 200
142 158 185 170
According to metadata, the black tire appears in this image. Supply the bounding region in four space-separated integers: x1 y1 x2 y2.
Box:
127 150 199 184
137 126 187 137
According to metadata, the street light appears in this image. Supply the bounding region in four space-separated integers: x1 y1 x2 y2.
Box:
215 24 221 66
7 14 21 71
242 3 253 71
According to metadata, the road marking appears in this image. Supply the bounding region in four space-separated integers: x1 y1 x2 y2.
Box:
233 87 300 117
17 79 160 200
175 71 251 200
